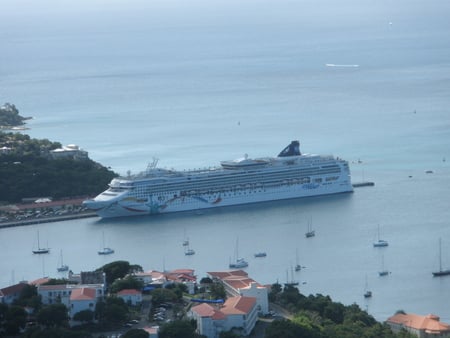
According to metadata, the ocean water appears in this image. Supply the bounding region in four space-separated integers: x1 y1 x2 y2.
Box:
1 0 450 322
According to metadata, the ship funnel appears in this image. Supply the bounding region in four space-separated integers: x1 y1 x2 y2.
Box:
278 141 301 157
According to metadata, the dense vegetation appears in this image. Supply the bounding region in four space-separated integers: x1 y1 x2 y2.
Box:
0 103 28 127
266 284 415 338
0 131 117 204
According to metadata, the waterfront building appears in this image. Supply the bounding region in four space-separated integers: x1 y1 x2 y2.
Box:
51 144 88 160
69 287 97 319
386 312 450 337
0 282 28 305
37 283 105 308
117 288 142 306
207 270 269 314
190 296 258 338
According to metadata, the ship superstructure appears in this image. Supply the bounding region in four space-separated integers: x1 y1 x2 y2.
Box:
83 141 353 218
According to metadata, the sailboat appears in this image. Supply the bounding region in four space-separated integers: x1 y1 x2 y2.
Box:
294 248 301 272
305 216 315 238
373 224 388 247
184 241 195 256
432 238 450 277
378 254 390 277
98 231 114 255
57 250 69 272
229 237 248 268
32 230 50 254
182 228 189 247
364 275 372 298
284 267 299 286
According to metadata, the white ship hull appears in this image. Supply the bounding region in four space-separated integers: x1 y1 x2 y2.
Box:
83 141 353 218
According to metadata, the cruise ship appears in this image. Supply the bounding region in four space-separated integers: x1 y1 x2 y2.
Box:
83 141 353 218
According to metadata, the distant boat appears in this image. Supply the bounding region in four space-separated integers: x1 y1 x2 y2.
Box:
182 228 189 247
373 224 388 247
184 241 195 256
284 267 299 287
254 252 267 258
295 248 301 272
432 238 450 277
305 216 315 238
32 230 50 254
364 275 372 298
98 231 114 255
378 254 390 277
229 237 248 268
185 248 195 256
57 250 69 272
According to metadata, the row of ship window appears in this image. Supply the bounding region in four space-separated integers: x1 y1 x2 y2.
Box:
149 177 340 203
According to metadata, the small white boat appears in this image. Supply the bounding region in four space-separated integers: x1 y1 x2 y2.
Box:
98 247 115 255
32 231 50 254
254 252 267 258
373 224 388 247
57 250 69 272
229 258 248 268
98 231 114 255
229 237 248 268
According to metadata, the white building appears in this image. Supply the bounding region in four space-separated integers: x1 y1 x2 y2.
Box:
207 270 269 314
37 283 105 308
69 287 97 319
50 144 88 160
190 296 258 338
117 289 142 306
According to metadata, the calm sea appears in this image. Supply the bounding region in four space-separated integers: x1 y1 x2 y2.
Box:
1 0 450 322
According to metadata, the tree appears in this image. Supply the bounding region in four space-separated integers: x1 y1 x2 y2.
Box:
151 288 178 307
73 309 94 323
97 261 143 286
159 319 200 338
4 305 27 336
123 328 150 338
209 282 226 300
110 276 144 294
37 303 69 328
103 297 128 323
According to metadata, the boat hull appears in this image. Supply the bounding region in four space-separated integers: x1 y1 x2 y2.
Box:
86 180 352 218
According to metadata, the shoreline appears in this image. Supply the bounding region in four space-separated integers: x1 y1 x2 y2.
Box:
0 212 98 229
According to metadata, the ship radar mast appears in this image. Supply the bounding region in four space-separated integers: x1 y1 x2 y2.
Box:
146 157 159 173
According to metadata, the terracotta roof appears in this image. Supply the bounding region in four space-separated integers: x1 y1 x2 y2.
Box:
37 284 70 291
387 313 450 333
169 269 195 275
192 303 226 320
208 270 249 279
0 283 28 296
29 277 51 286
70 288 96 301
208 270 263 290
221 296 256 315
117 289 141 296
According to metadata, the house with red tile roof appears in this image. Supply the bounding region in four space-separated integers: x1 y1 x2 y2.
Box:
37 283 105 309
0 282 28 305
69 287 97 319
208 270 269 314
386 312 450 337
117 288 142 306
189 296 258 338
